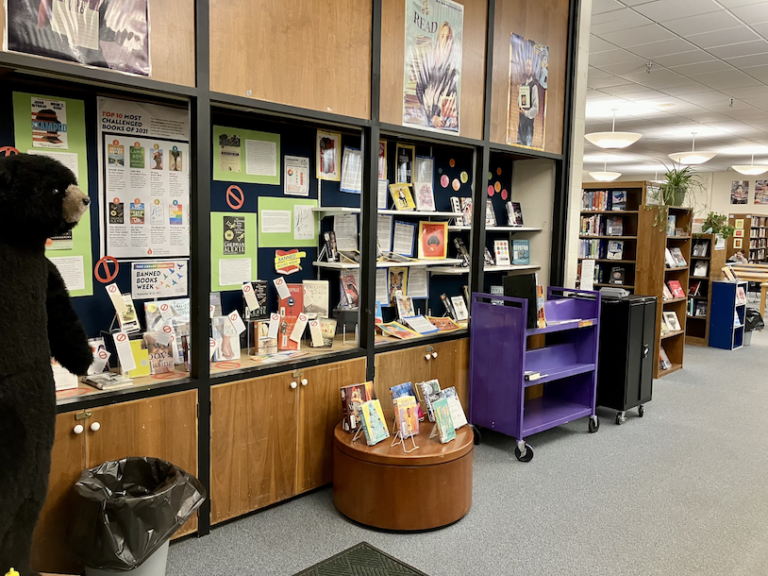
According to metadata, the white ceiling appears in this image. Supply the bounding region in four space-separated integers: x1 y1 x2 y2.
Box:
585 0 768 177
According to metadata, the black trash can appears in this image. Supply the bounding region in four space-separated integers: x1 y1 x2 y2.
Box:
68 457 206 574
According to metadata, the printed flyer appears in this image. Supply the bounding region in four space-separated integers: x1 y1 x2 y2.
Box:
131 261 188 299
506 33 549 150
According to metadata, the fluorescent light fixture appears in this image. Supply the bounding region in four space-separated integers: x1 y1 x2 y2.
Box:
589 162 621 182
668 132 716 165
732 153 768 176
585 109 642 149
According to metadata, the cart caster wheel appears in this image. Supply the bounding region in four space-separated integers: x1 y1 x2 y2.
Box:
514 444 534 462
588 415 600 433
615 413 625 426
472 426 482 446
638 405 645 418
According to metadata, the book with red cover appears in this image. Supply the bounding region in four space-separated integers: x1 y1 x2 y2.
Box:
339 381 376 433
667 280 685 298
278 284 303 350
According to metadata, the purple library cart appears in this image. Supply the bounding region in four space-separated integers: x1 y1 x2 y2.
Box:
469 287 601 462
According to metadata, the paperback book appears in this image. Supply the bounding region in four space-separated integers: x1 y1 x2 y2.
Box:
512 239 530 265
451 296 469 321
303 280 330 318
668 280 685 298
340 381 376 433
662 311 681 332
494 240 511 265
418 379 441 422
605 216 623 236
433 397 456 444
610 191 626 211
659 347 672 370
390 381 425 421
506 201 524 226
427 316 461 331
438 386 467 429
485 199 497 227
394 395 420 438
606 240 623 260
670 247 687 267
454 238 471 267
380 321 420 339
460 198 473 226
360 399 390 446
692 261 708 278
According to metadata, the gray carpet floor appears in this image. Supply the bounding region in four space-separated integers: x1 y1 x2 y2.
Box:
167 332 768 576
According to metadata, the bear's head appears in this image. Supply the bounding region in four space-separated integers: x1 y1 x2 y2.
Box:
0 153 90 247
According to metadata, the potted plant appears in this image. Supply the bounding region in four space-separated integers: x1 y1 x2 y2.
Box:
702 211 735 240
660 165 705 207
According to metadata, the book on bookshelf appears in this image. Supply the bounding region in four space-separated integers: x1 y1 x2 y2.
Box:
692 260 708 278
418 379 441 422
432 397 456 443
662 311 681 332
485 199 497 227
609 266 625 285
660 315 669 335
438 386 467 429
736 286 747 304
606 240 623 260
670 247 687 267
692 240 709 257
665 248 676 268
734 310 742 328
610 191 626 211
390 382 426 421
689 281 701 297
605 216 623 236
506 201 524 226
667 215 676 236
659 347 672 370
494 240 511 265
695 301 707 317
668 280 685 298
688 298 695 317
512 239 530 265
393 395 420 438
662 284 673 300
360 399 390 446
340 382 376 433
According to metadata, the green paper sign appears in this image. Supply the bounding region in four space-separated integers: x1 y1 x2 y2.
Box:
258 197 318 248
211 212 258 291
13 92 93 297
213 125 281 185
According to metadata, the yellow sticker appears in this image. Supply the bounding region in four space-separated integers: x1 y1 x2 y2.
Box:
735 219 744 229
460 171 468 183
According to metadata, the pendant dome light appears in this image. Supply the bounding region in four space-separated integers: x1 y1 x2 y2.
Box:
668 132 717 165
732 153 768 176
589 161 621 182
584 109 643 149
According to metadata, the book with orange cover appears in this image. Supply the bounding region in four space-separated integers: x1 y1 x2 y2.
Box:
340 381 376 433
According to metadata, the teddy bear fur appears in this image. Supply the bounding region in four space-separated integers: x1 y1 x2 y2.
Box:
0 154 93 576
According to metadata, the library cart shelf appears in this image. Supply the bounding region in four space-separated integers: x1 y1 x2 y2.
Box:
470 288 601 462
594 283 634 289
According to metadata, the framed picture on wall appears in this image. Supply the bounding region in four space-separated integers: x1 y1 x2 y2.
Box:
506 33 549 151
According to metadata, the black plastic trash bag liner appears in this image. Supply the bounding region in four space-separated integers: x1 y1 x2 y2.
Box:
68 457 206 570
745 308 765 332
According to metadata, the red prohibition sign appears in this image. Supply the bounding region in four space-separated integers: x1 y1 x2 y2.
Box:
153 372 181 380
0 146 20 157
160 303 169 311
243 284 251 293
116 333 128 343
215 361 241 370
226 185 245 210
98 350 108 360
163 325 173 334
95 256 120 283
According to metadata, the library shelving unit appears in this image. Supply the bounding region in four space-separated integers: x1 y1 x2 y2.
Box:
709 281 748 350
685 233 727 346
727 213 768 263
470 288 601 462
0 0 582 571
579 182 642 292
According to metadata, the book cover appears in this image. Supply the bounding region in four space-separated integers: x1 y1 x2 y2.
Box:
512 239 530 265
441 293 457 319
605 216 623 236
388 267 408 303
663 311 681 332
483 247 495 266
389 183 415 210
659 346 672 370
610 191 626 210
670 247 687 267
340 274 359 308
243 281 269 321
340 381 376 433
451 295 469 321
734 310 742 327
536 284 546 329
125 339 150 377
118 294 141 333
450 196 461 213
52 359 78 391
395 290 415 319
212 316 242 359
418 221 448 259
414 182 436 212
507 201 524 226
360 399 390 445
144 333 175 375
736 286 747 304
689 281 701 296
439 386 467 429
667 214 676 236
693 260 708 277
460 198 473 226
453 237 471 266
279 284 304 320
695 301 707 316
394 395 420 438
609 266 625 285
668 280 685 298
665 248 676 268
404 315 439 334
662 284 673 300
503 273 538 329
418 379 441 422
256 321 278 355
433 397 456 443
318 318 337 347
494 240 511 265
485 199 497 227
607 240 623 260
380 321 420 340
427 316 461 331
303 280 330 318
324 231 339 262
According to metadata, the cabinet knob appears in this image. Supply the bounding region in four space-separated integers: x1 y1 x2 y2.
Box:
432 352 438 359
90 422 101 432
290 381 298 389
73 424 84 435
425 354 431 361
301 379 308 386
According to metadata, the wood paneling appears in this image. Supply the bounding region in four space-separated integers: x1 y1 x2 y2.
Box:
31 412 85 575
87 390 199 537
210 0 371 119
490 0 569 153
148 0 196 87
374 346 432 413
429 338 469 408
296 358 367 494
380 0 487 140
211 372 298 524
333 423 473 530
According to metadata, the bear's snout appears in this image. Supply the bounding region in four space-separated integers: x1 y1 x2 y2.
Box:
63 184 90 223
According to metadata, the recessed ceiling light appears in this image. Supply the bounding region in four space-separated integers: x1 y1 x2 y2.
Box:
668 132 717 165
657 103 676 109
584 109 643 149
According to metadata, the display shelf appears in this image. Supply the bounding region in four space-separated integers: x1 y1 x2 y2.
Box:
664 297 687 304
521 397 593 436
667 235 692 241
578 235 636 240
429 266 471 275
709 281 747 350
312 206 361 215
313 258 464 270
56 371 193 406
522 364 595 387
659 363 683 377
665 266 688 273
378 209 460 218
374 327 468 348
593 283 634 289
660 329 684 340
449 225 543 232
686 233 727 346
485 264 541 273
577 259 635 264
580 210 639 215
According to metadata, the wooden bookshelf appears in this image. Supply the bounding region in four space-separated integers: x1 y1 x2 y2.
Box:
727 214 768 263
685 233 727 346
579 182 645 292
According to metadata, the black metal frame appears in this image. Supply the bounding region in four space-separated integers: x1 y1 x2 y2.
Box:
0 0 583 539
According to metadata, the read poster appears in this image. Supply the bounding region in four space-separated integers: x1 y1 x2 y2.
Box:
6 0 150 76
506 33 549 150
402 0 463 135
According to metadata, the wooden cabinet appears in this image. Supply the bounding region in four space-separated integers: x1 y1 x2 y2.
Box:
31 391 199 574
211 357 366 525
374 337 470 411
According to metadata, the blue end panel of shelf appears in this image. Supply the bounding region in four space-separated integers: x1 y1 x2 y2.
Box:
709 281 745 350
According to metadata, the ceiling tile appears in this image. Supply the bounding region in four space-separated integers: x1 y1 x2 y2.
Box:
662 11 742 36
694 69 763 89
731 2 768 23
599 57 652 75
685 27 759 48
627 38 697 59
661 83 713 95
744 98 768 112
592 0 624 14
621 0 657 6
719 0 768 7
754 23 768 38
680 112 737 123
587 72 636 89
621 68 698 89
671 60 735 77
707 40 768 59
589 36 617 54
589 48 644 68
724 53 768 67
652 50 718 67
727 86 768 98
591 8 653 35
598 84 665 99
601 24 677 47
743 64 768 82
633 0 722 22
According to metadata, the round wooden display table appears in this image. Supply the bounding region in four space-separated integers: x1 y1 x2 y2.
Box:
333 421 473 531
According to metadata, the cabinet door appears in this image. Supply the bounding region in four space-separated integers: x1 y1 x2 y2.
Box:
211 373 297 524
430 338 470 408
87 391 199 537
373 345 431 413
296 358 367 494
31 411 86 574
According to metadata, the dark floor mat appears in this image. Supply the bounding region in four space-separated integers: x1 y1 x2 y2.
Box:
293 542 430 576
